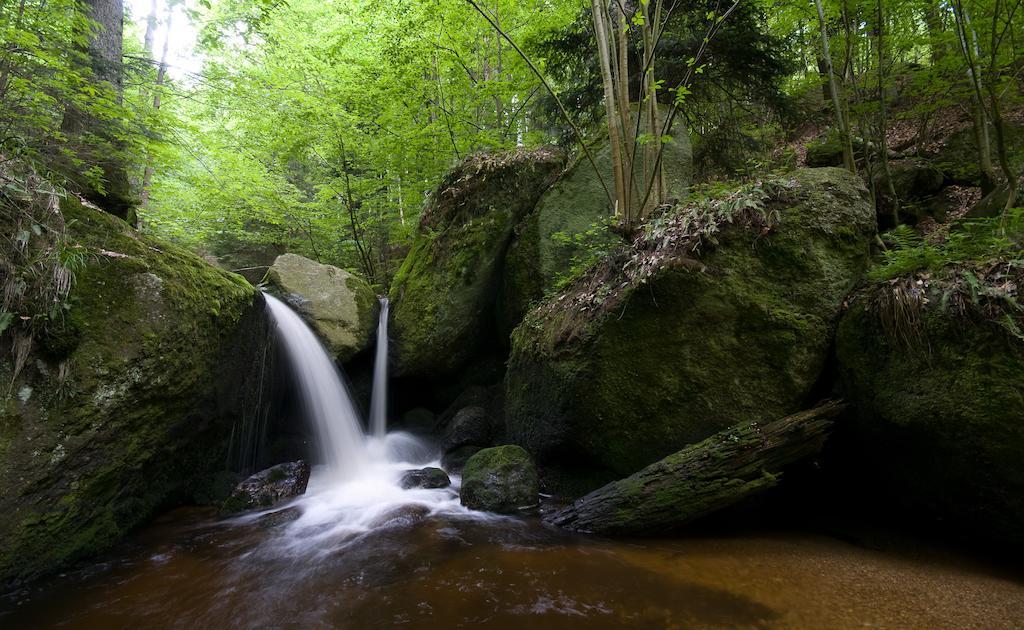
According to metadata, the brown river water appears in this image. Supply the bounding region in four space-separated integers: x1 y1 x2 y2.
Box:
2 501 1022 629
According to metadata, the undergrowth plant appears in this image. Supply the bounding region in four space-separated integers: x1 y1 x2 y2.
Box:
1 162 90 384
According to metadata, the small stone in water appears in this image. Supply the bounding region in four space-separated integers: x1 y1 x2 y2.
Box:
399 467 451 490
221 461 311 514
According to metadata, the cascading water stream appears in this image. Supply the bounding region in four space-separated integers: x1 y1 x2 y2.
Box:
369 297 390 438
259 292 494 555
264 293 368 479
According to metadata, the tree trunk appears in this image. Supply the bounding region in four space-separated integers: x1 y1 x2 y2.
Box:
591 0 628 224
140 10 172 210
61 0 134 220
814 0 856 174
546 401 845 535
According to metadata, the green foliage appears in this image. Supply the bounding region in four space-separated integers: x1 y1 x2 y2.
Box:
869 209 1024 281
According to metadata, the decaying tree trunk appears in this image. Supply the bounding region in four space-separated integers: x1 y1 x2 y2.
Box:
546 401 845 535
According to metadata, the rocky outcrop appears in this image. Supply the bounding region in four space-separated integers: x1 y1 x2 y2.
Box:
399 467 451 490
0 196 265 586
221 461 311 514
460 445 539 513
506 168 876 479
388 148 565 379
503 109 693 311
872 159 946 225
264 253 377 362
836 280 1024 546
441 406 491 452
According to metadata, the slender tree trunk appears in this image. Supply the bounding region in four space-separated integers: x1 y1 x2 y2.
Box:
953 1 997 194
60 0 135 220
814 0 856 173
140 11 171 210
875 0 899 222
591 0 628 225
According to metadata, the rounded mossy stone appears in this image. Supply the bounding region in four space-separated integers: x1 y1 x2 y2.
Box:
0 195 261 586
529 106 693 294
506 167 876 478
264 253 377 363
835 292 1024 545
460 445 539 513
388 148 565 379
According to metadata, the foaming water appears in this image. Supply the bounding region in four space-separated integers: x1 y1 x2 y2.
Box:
262 294 489 554
253 432 502 560
369 296 390 438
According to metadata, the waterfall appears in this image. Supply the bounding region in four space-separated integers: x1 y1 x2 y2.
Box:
369 297 390 437
264 293 367 479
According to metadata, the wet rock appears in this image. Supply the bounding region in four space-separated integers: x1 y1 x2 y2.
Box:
368 504 432 529
399 467 452 490
442 445 484 474
257 507 302 529
264 253 377 362
442 406 491 452
221 461 311 514
460 445 539 514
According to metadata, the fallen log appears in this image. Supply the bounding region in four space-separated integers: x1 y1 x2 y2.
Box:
545 400 845 535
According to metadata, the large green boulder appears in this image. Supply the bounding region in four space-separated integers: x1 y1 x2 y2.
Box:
460 445 540 513
0 196 264 586
265 253 377 363
389 148 565 379
836 283 1024 545
513 108 693 299
506 168 876 478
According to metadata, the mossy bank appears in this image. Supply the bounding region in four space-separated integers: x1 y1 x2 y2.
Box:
0 196 266 586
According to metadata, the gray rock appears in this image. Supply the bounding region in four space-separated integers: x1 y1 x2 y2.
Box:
264 253 377 362
222 461 311 514
399 467 451 490
442 406 491 452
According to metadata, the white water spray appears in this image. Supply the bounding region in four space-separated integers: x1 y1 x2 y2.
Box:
259 293 497 554
369 297 390 438
265 293 367 479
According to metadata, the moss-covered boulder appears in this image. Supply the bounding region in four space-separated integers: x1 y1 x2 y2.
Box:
388 148 565 379
932 123 1024 188
0 197 264 586
508 108 693 303
506 168 876 478
835 281 1024 545
460 445 539 513
872 159 946 225
265 253 377 363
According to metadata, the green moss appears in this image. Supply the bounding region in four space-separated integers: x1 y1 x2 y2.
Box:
389 148 565 378
506 168 876 478
0 196 259 586
460 445 540 513
836 287 1024 545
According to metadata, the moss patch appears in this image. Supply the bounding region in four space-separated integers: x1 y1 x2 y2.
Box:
388 148 564 378
0 195 261 586
506 168 876 478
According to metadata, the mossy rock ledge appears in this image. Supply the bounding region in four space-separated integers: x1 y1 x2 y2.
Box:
264 253 377 363
506 167 876 480
836 287 1024 546
0 197 266 586
388 148 565 379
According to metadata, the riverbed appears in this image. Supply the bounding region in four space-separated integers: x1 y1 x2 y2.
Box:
3 491 1022 629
